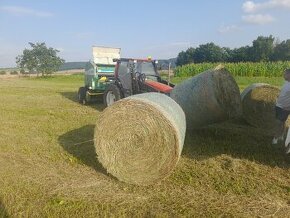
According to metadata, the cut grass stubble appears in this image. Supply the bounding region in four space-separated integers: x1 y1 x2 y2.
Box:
0 75 289 217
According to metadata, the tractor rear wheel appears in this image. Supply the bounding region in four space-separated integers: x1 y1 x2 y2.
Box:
103 84 121 107
78 87 88 105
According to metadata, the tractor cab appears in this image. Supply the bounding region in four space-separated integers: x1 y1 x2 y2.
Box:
103 58 174 107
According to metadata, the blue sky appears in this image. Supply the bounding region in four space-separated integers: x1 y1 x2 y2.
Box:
0 0 290 67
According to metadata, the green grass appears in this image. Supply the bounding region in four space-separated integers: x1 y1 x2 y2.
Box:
0 75 289 217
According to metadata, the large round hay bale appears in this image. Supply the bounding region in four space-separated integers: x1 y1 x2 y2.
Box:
171 66 242 130
240 83 269 100
94 93 186 185
241 83 289 132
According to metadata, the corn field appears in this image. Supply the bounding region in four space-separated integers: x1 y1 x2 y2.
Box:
174 62 290 77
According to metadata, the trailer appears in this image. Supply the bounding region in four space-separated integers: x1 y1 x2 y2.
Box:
77 46 121 104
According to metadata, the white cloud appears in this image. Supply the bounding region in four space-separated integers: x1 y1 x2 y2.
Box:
243 0 290 13
242 14 275 25
0 6 53 17
218 25 241 34
243 1 257 13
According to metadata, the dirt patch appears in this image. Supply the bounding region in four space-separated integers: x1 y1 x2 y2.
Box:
55 69 85 75
0 74 21 80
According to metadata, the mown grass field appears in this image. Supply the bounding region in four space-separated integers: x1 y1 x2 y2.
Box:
0 74 290 217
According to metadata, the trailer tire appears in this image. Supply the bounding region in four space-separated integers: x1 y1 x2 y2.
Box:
103 84 121 107
78 87 88 105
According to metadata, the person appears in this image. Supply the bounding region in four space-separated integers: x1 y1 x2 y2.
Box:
272 69 290 154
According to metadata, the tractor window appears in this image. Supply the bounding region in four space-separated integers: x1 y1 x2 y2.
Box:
118 61 129 76
139 62 156 76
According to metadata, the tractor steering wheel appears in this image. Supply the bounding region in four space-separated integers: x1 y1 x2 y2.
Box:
137 73 146 83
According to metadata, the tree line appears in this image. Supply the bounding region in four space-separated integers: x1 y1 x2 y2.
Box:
176 35 290 66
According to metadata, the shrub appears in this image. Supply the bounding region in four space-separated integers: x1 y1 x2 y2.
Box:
10 71 19 75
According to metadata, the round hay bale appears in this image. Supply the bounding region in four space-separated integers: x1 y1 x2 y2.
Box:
171 66 242 130
94 93 186 185
240 83 269 100
241 83 290 132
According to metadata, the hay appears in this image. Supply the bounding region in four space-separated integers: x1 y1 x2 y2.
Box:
94 93 186 185
170 66 242 130
241 83 290 132
240 83 269 100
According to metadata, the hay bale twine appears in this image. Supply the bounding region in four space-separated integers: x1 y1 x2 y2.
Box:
241 83 289 132
94 93 186 185
171 66 242 130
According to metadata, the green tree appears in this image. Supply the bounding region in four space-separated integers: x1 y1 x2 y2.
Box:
272 40 290 61
251 35 275 62
193 43 226 63
176 51 187 66
222 47 232 62
230 46 251 62
16 42 64 76
176 47 195 66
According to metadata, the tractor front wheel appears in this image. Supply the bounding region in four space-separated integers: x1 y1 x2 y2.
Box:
78 87 88 105
103 84 121 107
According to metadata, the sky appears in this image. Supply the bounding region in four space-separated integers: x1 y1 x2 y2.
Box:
0 0 290 67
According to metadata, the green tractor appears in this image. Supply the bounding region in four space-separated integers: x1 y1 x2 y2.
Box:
78 46 121 105
78 46 174 107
